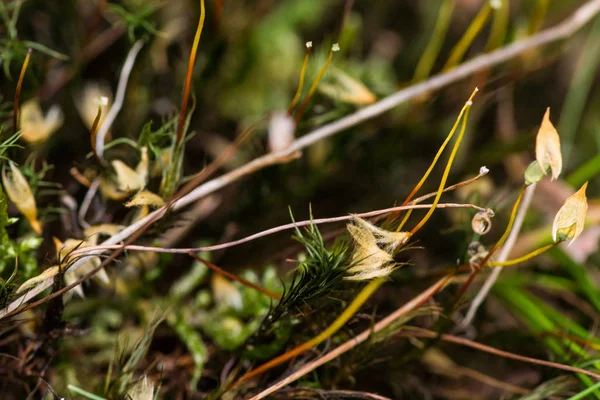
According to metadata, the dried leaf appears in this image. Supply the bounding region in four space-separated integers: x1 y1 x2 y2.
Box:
552 182 588 245
19 99 64 143
112 161 144 192
125 190 165 208
2 161 41 233
127 376 155 400
17 266 59 293
535 108 562 181
110 147 149 193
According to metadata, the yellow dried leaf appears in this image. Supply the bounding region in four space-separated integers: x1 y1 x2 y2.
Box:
17 266 59 293
19 99 64 143
112 160 144 192
110 147 149 193
127 375 155 400
99 177 129 200
535 108 562 180
319 68 376 105
125 190 165 208
552 182 588 246
2 161 42 233
135 147 149 186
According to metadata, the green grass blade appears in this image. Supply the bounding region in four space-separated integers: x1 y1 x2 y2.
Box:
559 16 600 170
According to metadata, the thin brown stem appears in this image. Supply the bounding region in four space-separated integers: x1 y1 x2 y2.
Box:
69 202 488 258
188 253 281 300
407 329 600 380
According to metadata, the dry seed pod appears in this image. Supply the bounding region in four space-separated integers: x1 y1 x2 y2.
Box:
471 208 495 235
552 182 588 246
535 108 562 181
125 190 165 208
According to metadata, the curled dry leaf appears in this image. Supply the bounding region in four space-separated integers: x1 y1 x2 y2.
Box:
19 99 64 143
2 161 42 233
552 182 588 246
535 108 562 181
125 190 165 208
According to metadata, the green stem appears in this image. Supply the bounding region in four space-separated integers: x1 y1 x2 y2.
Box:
442 2 492 71
413 0 455 82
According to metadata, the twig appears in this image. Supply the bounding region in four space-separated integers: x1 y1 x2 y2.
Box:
459 182 537 328
248 274 454 400
3 0 600 318
188 253 281 300
94 40 144 159
408 329 600 381
70 202 489 258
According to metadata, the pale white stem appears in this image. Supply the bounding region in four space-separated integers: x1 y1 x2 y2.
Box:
77 178 100 230
95 40 144 159
459 182 537 328
70 202 489 258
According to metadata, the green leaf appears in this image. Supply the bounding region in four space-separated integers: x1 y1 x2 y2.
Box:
170 314 207 389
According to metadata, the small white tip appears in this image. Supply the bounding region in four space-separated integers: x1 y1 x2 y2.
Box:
97 96 109 106
466 101 473 106
306 41 313 48
479 166 489 175
490 0 502 10
332 43 340 52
